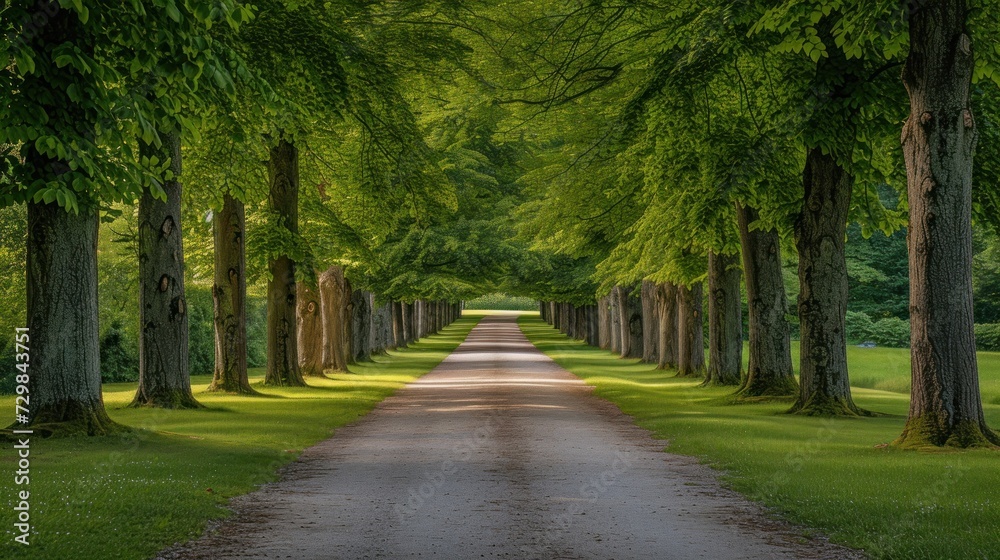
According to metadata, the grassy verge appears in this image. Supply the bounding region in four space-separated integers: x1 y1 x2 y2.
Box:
0 314 481 560
518 314 1000 560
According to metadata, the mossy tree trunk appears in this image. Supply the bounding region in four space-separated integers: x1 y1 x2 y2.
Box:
735 204 797 398
265 138 305 387
677 282 706 377
296 280 325 377
132 133 201 409
27 202 120 435
209 194 256 394
655 282 678 370
790 149 862 415
894 0 998 448
705 252 743 386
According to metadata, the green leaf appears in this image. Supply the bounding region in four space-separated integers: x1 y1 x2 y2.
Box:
165 0 181 23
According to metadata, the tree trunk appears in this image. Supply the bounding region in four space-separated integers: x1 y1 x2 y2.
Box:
27 202 120 435
132 133 201 408
576 305 587 341
641 280 659 363
265 138 305 386
351 289 372 362
735 204 797 398
209 194 255 393
296 280 325 377
598 296 611 349
374 297 393 353
790 149 861 414
392 301 406 349
583 304 594 345
609 289 622 354
894 0 997 447
705 252 742 386
618 286 643 359
677 282 706 377
318 266 350 372
404 301 416 343
343 278 355 365
655 282 679 370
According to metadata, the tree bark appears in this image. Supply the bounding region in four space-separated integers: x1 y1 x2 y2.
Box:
641 280 659 363
209 194 256 393
351 289 372 362
296 280 325 377
609 288 622 355
735 204 797 398
132 133 201 408
392 301 406 349
318 266 350 372
265 138 305 386
655 282 679 370
894 0 997 447
27 202 120 435
677 282 706 377
343 278 355 365
618 286 643 359
404 301 416 343
705 252 742 386
598 296 611 349
790 149 861 414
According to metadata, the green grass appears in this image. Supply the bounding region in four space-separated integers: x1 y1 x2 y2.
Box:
0 314 481 560
519 314 1000 560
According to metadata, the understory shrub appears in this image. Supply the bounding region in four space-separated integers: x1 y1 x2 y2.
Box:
870 317 911 348
975 323 1000 352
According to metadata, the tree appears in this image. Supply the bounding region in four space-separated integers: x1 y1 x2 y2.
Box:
705 251 742 385
1 0 249 434
132 133 201 408
894 0 999 448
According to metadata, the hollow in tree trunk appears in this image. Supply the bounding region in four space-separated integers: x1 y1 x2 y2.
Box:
655 282 678 370
677 282 706 377
790 148 863 415
27 202 121 435
265 138 305 386
894 0 997 447
297 280 325 377
209 194 256 394
132 133 201 409
705 252 743 386
735 204 796 398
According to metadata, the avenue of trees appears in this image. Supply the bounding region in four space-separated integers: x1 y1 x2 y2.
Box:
1 1 999 450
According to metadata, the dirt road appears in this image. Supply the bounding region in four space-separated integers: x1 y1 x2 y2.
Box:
163 314 859 560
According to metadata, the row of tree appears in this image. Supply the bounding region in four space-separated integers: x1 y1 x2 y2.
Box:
2 0 511 435
510 1 1000 449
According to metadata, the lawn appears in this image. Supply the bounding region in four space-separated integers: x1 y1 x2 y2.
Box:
0 314 481 560
518 313 1000 560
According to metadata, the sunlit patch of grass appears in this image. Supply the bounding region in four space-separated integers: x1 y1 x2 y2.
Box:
519 315 1000 560
0 315 481 560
